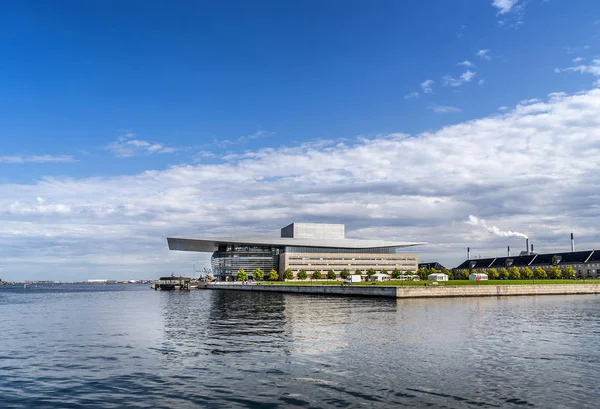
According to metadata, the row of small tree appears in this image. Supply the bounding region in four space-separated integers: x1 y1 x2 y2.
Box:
236 268 280 282
448 266 576 280
235 265 577 282
236 267 419 282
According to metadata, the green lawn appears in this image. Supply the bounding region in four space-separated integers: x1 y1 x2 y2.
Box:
258 279 600 287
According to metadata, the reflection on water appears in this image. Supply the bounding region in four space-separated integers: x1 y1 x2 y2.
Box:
0 285 599 408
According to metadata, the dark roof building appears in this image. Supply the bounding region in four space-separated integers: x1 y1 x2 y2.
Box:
418 262 447 271
455 250 599 278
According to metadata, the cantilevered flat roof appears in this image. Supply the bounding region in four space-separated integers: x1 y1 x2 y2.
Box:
167 237 426 253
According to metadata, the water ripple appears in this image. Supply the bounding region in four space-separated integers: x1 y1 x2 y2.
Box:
1 285 599 408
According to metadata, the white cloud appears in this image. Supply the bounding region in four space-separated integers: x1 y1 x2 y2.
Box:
421 80 434 94
0 155 77 164
461 71 477 82
443 70 477 87
404 92 419 99
476 49 491 60
7 200 72 215
492 0 519 15
479 79 485 86
106 132 176 158
573 57 585 63
4 88 600 279
428 104 462 113
457 60 474 67
555 59 600 78
215 130 275 147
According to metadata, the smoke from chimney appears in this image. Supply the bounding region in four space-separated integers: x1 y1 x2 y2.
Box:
465 215 528 239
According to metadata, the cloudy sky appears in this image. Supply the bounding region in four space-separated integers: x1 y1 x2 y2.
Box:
1 1 600 281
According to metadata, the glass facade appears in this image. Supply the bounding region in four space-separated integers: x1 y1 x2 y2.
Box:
211 244 282 279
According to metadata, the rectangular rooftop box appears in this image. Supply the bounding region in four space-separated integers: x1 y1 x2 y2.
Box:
281 222 345 240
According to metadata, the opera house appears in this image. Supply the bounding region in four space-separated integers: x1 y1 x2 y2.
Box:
168 222 424 280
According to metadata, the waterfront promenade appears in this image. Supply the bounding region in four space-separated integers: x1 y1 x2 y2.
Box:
206 282 600 299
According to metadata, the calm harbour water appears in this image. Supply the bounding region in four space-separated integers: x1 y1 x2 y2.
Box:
0 285 599 408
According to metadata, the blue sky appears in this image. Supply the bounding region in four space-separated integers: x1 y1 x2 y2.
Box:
1 1 600 280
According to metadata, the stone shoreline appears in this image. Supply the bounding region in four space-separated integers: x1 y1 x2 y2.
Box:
206 283 600 299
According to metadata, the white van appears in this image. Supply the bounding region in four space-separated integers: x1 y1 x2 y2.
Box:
344 275 362 284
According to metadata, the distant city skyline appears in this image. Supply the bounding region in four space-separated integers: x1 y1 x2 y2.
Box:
1 1 600 280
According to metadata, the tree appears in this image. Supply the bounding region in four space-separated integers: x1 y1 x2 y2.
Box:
253 268 264 281
418 268 428 280
367 268 376 279
564 266 575 279
534 267 546 279
268 269 278 281
380 269 388 276
521 267 533 279
355 269 363 276
548 266 560 279
340 268 350 280
327 269 336 280
510 266 521 280
237 269 248 282
488 268 499 280
405 269 414 277
312 270 322 280
499 268 509 279
554 267 563 279
297 269 308 280
460 269 469 280
441 268 452 279
391 268 401 279
283 269 294 280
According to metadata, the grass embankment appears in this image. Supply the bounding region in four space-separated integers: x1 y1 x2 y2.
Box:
258 279 600 287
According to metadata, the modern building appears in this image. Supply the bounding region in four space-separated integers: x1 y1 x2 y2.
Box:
167 222 424 280
455 249 600 279
87 279 108 284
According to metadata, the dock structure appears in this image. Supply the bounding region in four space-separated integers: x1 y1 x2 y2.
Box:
152 276 192 290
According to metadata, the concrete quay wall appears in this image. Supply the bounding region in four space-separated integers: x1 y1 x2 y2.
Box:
210 284 398 298
208 283 600 299
394 284 600 298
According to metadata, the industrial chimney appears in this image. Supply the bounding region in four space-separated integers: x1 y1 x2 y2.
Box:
571 233 575 252
467 247 471 260
531 243 534 253
526 238 529 256
508 245 510 257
